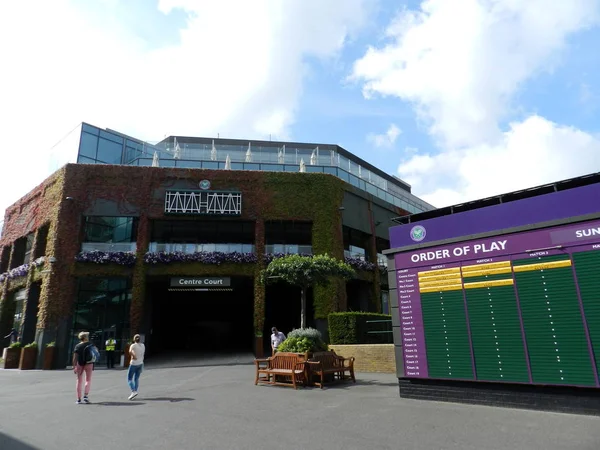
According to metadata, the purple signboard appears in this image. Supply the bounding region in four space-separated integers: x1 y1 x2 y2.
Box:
394 218 600 387
389 182 600 248
395 218 600 270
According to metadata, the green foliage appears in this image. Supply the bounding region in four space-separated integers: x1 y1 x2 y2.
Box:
46 341 56 348
24 342 38 349
287 327 323 341
261 254 355 288
328 312 392 344
277 335 327 353
9 341 22 349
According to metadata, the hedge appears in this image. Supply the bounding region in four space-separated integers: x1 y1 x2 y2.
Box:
328 312 392 345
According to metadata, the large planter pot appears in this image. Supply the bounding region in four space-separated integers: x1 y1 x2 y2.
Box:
3 347 22 369
255 336 264 358
43 346 56 370
19 347 37 370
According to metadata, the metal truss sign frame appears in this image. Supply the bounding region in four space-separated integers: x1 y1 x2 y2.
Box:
164 190 242 215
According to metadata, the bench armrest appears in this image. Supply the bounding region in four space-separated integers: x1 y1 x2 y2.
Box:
336 356 355 367
254 358 270 368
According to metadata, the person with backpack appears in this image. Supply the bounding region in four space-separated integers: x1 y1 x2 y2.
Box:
72 331 99 404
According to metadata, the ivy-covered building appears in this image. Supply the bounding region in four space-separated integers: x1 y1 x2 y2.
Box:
0 122 433 368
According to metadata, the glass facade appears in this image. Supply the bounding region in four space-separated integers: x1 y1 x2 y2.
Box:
83 216 137 243
69 278 131 366
75 123 434 214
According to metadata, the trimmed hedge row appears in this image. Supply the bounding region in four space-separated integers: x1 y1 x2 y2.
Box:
328 312 392 345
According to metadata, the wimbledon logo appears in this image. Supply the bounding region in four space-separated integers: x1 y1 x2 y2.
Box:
410 225 426 242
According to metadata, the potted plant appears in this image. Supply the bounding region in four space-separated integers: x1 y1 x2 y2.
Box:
19 342 38 370
255 331 264 358
275 328 327 361
3 341 23 369
43 341 56 370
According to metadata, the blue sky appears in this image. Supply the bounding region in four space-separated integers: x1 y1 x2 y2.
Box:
1 0 600 218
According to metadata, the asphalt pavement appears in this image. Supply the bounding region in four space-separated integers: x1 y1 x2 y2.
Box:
1 363 599 450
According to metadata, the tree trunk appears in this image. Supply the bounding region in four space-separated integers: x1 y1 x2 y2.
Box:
300 285 307 329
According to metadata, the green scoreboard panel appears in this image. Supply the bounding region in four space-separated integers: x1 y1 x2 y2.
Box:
408 248 600 387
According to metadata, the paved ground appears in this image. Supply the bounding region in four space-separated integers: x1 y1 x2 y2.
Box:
1 362 599 450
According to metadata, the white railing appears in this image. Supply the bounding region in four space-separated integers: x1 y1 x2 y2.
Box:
81 242 137 252
265 244 313 255
148 243 255 254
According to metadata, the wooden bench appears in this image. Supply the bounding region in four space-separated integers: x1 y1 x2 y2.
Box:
254 352 307 389
306 351 356 388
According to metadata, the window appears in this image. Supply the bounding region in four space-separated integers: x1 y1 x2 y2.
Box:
265 221 312 245
83 217 138 243
96 137 123 164
70 277 131 366
34 225 49 258
82 124 99 135
23 233 34 265
79 132 98 159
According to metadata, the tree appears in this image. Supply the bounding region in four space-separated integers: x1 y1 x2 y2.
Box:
261 254 355 329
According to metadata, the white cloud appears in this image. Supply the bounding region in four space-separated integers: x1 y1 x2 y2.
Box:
0 0 369 218
350 0 600 207
367 123 401 148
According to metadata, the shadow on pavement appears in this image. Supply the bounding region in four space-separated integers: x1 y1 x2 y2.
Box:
143 397 195 403
0 432 40 450
91 401 146 406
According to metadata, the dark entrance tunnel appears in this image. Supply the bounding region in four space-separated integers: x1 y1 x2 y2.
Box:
264 283 313 354
146 276 254 358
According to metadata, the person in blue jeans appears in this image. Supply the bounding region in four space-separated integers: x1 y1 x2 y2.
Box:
127 334 145 400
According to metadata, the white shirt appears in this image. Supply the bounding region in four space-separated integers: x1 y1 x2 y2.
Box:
129 343 145 366
271 332 286 349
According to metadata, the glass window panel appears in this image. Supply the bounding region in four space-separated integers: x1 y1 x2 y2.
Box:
348 174 360 188
366 183 378 195
203 161 219 169
97 137 123 164
138 158 153 166
323 167 337 176
243 163 259 170
82 124 99 135
337 169 349 182
160 160 176 167
77 156 97 164
99 130 124 144
306 166 323 173
230 162 244 170
175 160 202 168
284 164 299 172
261 164 283 171
79 132 98 159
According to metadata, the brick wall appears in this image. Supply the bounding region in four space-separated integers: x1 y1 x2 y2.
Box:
329 344 395 373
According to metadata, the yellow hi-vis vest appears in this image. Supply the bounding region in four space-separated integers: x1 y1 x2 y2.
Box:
106 339 116 351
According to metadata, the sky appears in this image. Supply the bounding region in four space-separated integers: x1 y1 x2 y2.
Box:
1 0 600 221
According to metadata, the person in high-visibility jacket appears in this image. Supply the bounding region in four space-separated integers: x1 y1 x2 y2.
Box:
105 334 117 369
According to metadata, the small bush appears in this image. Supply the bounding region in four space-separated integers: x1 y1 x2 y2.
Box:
287 327 323 341
24 342 38 349
328 312 392 344
8 341 22 349
277 328 328 353
46 341 56 348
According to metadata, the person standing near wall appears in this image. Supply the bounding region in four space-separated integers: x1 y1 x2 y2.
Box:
127 334 145 400
105 333 116 369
